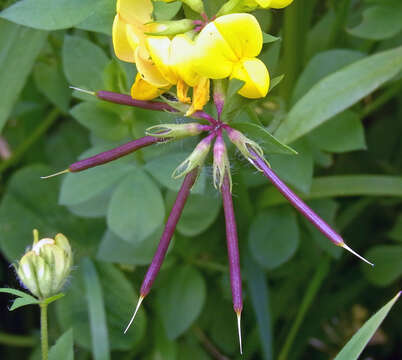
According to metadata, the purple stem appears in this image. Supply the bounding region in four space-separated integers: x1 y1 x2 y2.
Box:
69 136 160 172
97 90 217 125
97 91 177 112
221 173 243 314
248 149 344 247
140 168 199 297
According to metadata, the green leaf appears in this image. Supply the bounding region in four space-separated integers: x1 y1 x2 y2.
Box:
0 0 98 30
167 189 221 237
221 79 250 122
291 49 366 104
308 110 366 153
144 151 206 194
82 258 110 360
230 122 297 155
63 35 109 91
76 0 114 35
154 1 182 20
0 165 104 261
249 207 299 270
348 0 402 41
259 175 402 207
34 62 71 113
244 253 273 360
97 228 164 266
275 46 402 144
268 139 313 193
269 74 284 91
49 329 74 360
56 260 146 351
107 170 165 243
334 292 401 360
263 33 280 44
388 215 402 242
0 19 47 133
362 245 402 286
59 145 136 206
9 296 40 311
70 102 130 141
0 288 40 310
301 199 342 258
157 265 206 340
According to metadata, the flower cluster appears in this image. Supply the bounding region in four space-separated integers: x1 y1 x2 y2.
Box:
46 0 375 354
113 0 273 115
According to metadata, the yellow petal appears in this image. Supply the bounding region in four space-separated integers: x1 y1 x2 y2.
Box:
194 22 237 79
146 36 178 84
112 15 135 62
255 0 272 7
126 23 145 53
269 0 294 8
131 73 169 100
117 0 153 25
135 47 171 87
231 58 270 99
171 35 200 87
214 13 263 59
186 77 210 116
177 79 191 104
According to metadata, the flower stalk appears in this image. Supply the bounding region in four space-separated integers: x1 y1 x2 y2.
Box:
247 148 374 266
40 303 48 360
221 173 243 354
124 167 199 333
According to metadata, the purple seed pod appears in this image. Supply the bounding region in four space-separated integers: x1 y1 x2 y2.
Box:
97 91 177 113
221 173 243 354
124 167 199 334
247 148 373 266
41 136 161 179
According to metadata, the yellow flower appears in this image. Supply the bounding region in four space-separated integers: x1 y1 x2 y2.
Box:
112 0 153 63
131 34 210 115
194 13 270 99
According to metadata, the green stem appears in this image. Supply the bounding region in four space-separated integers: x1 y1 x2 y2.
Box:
40 303 49 360
0 332 35 347
361 81 402 118
277 256 331 360
0 108 59 174
327 0 351 48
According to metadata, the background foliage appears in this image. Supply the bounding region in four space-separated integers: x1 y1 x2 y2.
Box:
0 0 401 359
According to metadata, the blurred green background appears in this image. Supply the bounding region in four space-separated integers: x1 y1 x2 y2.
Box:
0 0 401 359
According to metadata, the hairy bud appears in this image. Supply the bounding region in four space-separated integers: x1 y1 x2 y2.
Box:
16 230 73 299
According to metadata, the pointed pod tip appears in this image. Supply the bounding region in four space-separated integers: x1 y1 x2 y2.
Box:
40 169 69 179
236 310 243 355
341 243 374 266
69 86 96 96
124 295 144 334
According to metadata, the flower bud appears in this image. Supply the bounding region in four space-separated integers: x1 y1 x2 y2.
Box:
213 133 232 191
144 19 195 36
16 230 73 299
146 123 209 139
172 133 214 178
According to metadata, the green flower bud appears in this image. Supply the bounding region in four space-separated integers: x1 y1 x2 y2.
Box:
144 19 195 36
16 230 73 299
226 127 270 169
172 134 214 179
146 123 208 139
213 133 232 191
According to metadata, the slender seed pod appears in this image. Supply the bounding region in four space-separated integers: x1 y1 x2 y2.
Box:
96 91 177 113
213 130 231 191
247 148 374 266
221 173 243 354
124 168 199 334
41 136 160 179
